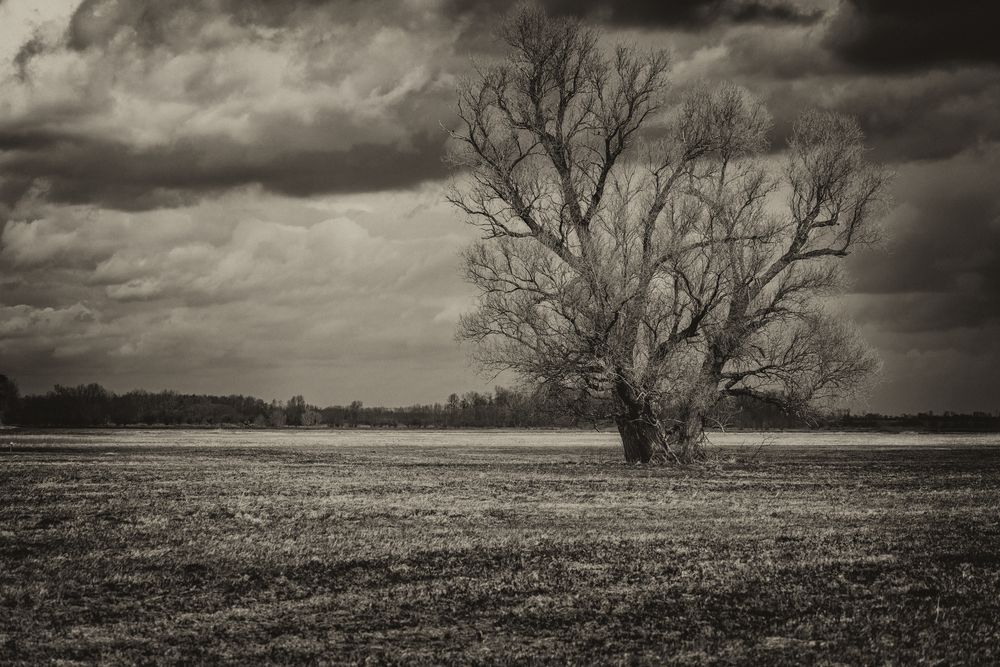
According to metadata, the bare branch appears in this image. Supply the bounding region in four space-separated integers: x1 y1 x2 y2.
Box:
447 7 891 463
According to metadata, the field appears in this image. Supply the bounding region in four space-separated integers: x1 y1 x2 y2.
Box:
2 429 999 665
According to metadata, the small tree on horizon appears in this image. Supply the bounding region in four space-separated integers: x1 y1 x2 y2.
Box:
286 394 307 426
0 374 19 425
447 7 889 463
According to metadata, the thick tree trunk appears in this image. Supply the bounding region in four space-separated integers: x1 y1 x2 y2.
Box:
613 380 708 464
615 415 659 463
614 379 661 463
672 407 706 462
615 411 706 464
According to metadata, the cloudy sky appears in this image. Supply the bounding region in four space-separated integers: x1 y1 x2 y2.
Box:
1 0 998 413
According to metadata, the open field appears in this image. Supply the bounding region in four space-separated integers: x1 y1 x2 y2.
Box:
2 430 999 664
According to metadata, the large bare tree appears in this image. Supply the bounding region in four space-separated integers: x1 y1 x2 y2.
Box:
447 8 889 463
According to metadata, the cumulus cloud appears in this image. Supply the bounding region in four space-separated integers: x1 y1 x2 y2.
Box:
0 184 486 402
659 8 1000 161
0 0 462 210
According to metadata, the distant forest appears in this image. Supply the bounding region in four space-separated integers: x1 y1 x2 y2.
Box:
0 374 998 432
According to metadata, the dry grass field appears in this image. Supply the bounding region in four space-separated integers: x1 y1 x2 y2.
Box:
1 430 999 664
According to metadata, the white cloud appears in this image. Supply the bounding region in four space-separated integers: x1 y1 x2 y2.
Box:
0 185 485 403
1 0 461 150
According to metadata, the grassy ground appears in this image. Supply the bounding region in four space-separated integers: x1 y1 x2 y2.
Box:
1 433 999 665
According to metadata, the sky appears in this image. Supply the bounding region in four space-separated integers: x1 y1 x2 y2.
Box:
0 0 998 414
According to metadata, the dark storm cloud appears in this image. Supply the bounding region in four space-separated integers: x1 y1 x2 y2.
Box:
669 13 1000 163
64 0 410 51
749 69 1000 163
847 146 1000 335
0 130 449 210
0 0 459 211
1 0 826 213
842 74 1000 162
825 0 1000 71
448 0 822 28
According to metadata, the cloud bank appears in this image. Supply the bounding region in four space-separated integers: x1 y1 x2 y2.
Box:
2 0 999 412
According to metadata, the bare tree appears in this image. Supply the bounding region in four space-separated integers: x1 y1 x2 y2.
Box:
447 7 890 463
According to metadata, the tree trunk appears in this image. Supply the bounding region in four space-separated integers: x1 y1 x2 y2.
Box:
615 415 659 463
613 381 708 464
613 380 661 463
671 406 706 462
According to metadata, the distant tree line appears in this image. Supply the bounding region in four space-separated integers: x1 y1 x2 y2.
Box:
829 411 1000 433
318 388 570 428
0 376 573 428
1 374 998 431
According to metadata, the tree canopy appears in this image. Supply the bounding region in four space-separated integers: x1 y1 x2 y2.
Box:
448 7 890 462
